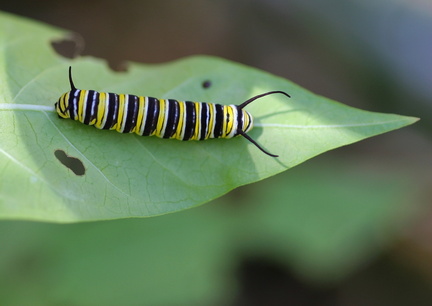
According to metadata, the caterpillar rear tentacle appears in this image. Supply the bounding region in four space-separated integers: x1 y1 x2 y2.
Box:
54 67 290 157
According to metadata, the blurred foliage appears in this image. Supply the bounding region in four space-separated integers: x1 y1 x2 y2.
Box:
0 156 422 305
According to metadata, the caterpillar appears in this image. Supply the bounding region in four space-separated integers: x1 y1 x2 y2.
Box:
55 67 290 157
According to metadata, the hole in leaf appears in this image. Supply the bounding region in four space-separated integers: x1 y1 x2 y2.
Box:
107 60 129 72
54 149 85 176
51 33 84 59
51 33 129 72
202 80 212 89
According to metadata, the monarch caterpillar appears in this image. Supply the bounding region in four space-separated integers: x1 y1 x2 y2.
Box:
55 67 290 157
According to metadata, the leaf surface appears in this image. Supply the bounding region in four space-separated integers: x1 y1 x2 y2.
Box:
0 11 418 222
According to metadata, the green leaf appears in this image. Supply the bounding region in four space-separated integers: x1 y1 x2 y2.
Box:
0 11 418 222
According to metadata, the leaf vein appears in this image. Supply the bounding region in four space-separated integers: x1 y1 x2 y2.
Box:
255 119 405 129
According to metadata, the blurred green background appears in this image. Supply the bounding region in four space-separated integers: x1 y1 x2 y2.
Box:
1 0 431 305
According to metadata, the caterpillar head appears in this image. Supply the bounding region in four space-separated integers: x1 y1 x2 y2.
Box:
238 108 253 134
